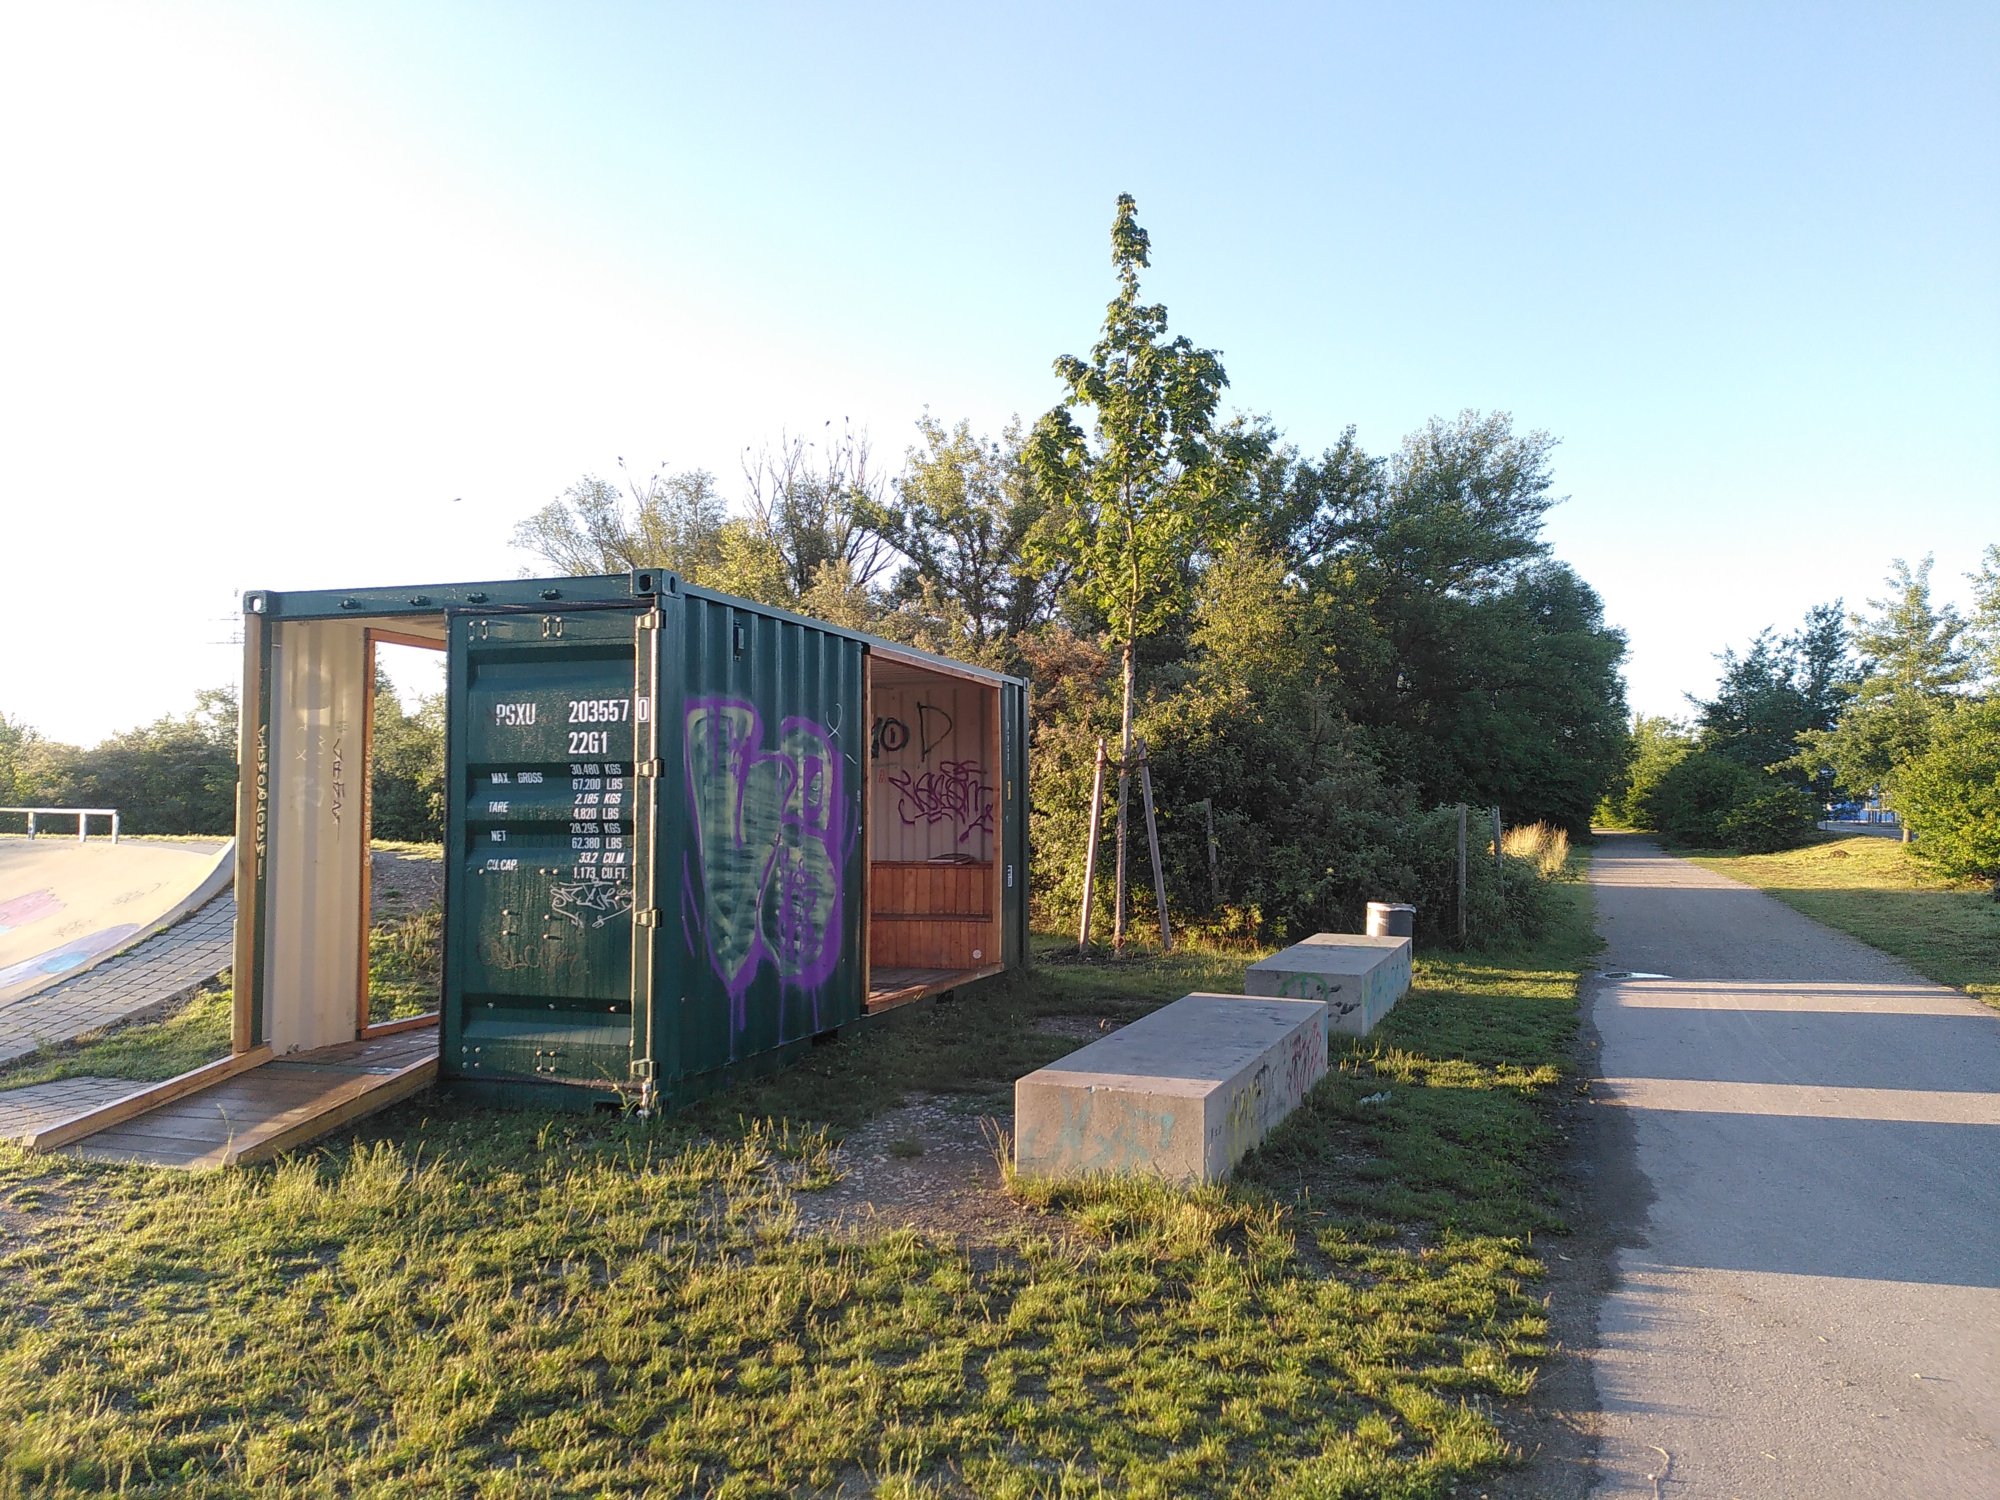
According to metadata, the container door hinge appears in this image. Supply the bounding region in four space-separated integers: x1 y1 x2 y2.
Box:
634 908 660 928
637 609 662 630
634 758 663 779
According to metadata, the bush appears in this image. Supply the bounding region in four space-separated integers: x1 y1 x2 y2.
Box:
1644 750 1815 851
1897 699 2000 892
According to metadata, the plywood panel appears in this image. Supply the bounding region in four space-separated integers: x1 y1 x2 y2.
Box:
869 678 996 862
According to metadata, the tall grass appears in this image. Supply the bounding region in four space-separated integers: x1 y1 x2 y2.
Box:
1501 822 1571 881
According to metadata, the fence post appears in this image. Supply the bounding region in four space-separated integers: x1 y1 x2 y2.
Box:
1456 803 1469 944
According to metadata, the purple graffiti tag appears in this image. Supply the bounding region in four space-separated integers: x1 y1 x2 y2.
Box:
885 759 995 845
683 698 848 1040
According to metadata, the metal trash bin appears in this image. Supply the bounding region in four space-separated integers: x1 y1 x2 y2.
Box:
1366 902 1416 939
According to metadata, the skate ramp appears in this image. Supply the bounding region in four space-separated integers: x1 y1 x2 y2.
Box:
0 837 233 1007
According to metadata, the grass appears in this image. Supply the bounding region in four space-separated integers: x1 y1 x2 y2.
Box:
1684 833 2000 1009
0 873 1600 1499
0 906 440 1092
0 985 233 1090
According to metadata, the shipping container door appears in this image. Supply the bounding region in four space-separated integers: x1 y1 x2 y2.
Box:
670 593 868 1078
443 607 649 1088
1000 680 1029 968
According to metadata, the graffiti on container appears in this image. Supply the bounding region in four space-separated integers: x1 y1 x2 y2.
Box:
917 702 953 759
684 698 847 1031
870 715 908 758
885 759 994 844
550 880 634 930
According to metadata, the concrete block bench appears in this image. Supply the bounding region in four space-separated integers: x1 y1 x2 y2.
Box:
1013 992 1328 1186
1244 933 1411 1037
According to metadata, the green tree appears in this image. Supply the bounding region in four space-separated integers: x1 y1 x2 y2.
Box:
512 463 729 577
0 713 36 806
1796 557 1973 801
370 677 446 843
1601 714 1696 829
1896 699 2000 896
741 425 898 599
1025 193 1240 947
1644 750 1813 852
56 689 239 835
883 415 1054 649
1454 562 1629 833
1968 543 2000 684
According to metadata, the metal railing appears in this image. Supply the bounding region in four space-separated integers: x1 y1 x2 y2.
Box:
0 807 121 843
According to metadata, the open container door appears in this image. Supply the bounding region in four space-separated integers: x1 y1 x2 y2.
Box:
442 603 653 1098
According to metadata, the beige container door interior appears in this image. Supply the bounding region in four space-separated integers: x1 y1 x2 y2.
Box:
263 617 371 1052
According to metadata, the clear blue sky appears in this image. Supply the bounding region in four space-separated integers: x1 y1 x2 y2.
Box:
3 1 1994 742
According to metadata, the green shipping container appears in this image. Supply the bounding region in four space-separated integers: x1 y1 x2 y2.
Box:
233 570 1030 1111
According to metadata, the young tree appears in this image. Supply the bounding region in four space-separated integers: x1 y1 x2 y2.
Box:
1026 193 1239 948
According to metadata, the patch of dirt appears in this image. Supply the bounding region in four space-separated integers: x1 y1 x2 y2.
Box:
369 849 443 923
792 1093 1053 1244
1030 1014 1125 1042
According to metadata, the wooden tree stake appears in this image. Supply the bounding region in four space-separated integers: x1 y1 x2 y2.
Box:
1201 797 1222 905
1457 803 1469 945
1078 739 1108 953
1137 738 1171 952
1113 755 1131 953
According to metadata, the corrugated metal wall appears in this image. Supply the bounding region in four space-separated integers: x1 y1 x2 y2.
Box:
1001 680 1029 969
653 587 869 1080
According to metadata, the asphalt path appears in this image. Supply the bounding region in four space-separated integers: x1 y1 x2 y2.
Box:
1585 836 2000 1498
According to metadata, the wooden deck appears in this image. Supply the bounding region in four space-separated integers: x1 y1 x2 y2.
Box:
32 1025 438 1170
865 964 1003 1014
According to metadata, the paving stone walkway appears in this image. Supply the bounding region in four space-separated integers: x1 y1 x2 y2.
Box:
0 1075 142 1141
0 893 235 1066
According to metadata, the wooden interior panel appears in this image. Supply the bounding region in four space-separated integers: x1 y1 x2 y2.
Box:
868 860 995 969
870 676 996 862
867 659 1005 974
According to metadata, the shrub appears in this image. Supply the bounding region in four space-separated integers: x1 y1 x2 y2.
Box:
1644 750 1814 851
1897 699 2000 893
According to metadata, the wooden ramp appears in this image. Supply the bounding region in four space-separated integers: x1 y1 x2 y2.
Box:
22 1023 437 1169
866 963 1003 1014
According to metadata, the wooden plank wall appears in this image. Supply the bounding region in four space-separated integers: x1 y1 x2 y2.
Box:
869 679 996 862
868 671 1000 970
868 863 995 967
